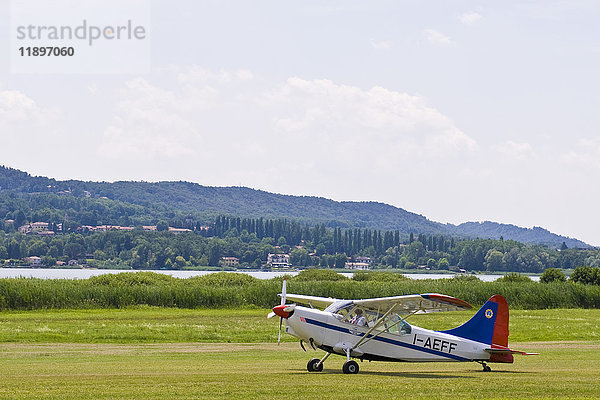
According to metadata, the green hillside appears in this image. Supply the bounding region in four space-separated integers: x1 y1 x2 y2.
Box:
0 166 589 248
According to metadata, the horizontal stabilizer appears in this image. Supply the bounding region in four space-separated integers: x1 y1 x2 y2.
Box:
485 345 539 356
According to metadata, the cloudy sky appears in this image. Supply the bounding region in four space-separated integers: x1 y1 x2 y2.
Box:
1 1 599 245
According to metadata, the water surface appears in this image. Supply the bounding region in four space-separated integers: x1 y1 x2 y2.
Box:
0 268 538 281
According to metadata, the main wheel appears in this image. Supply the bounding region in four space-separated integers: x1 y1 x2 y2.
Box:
342 360 359 374
307 358 323 372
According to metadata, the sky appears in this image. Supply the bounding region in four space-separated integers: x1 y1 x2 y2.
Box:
1 1 599 245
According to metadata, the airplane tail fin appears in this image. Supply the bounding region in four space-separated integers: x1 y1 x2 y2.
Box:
441 295 511 361
441 295 539 363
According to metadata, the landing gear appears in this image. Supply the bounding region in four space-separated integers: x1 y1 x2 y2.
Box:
307 358 323 372
342 360 359 374
478 361 492 372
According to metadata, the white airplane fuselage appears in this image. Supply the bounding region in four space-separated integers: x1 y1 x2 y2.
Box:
284 306 491 363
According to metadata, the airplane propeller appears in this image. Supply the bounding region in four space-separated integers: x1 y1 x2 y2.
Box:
266 277 292 344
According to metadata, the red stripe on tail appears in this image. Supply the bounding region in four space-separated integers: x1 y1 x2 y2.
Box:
488 295 513 363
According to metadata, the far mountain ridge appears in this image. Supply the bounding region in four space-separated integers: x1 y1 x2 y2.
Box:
0 166 589 248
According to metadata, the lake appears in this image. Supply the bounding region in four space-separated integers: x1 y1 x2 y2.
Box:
0 268 539 282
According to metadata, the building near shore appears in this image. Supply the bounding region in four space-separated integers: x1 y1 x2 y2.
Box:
219 257 239 268
267 253 291 268
24 256 42 266
344 262 370 270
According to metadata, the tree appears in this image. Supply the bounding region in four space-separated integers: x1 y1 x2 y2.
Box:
315 243 326 256
28 240 49 257
484 249 504 272
47 245 60 258
7 239 21 259
540 268 566 283
41 256 57 267
156 221 169 231
207 242 222 266
437 258 449 270
64 242 84 259
290 248 310 267
334 253 347 269
406 241 424 263
570 266 600 285
175 255 187 269
93 249 107 261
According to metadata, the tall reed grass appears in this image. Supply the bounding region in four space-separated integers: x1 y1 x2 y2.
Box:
1 272 599 310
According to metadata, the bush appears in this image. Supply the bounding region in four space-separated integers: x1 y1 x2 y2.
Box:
450 274 481 282
496 273 533 283
292 269 348 281
89 272 176 286
570 266 600 285
189 272 259 286
540 268 566 283
2 271 600 310
352 271 409 282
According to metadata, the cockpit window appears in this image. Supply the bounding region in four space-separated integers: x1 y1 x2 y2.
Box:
325 301 354 314
327 303 412 334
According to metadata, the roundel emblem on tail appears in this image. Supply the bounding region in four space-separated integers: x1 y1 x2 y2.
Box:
485 309 494 319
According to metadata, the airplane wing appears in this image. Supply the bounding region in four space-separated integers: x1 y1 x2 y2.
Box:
282 294 340 309
353 293 472 314
282 293 471 313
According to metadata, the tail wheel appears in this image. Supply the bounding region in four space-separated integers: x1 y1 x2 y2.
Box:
307 358 323 372
342 360 359 374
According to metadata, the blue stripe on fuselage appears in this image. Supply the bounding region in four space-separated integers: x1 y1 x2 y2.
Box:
304 318 468 361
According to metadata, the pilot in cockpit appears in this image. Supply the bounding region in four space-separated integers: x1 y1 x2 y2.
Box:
350 309 367 326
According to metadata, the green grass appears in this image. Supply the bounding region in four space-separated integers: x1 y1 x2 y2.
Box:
0 342 598 399
1 308 599 343
0 308 599 399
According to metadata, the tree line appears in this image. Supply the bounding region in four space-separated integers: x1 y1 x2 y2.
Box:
1 214 599 272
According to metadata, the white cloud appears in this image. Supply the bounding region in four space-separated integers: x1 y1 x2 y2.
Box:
0 90 57 124
370 39 392 50
169 65 255 86
459 12 482 25
87 83 98 95
263 77 476 164
0 89 64 172
98 77 204 160
495 140 536 160
424 29 454 46
562 138 600 169
97 67 476 184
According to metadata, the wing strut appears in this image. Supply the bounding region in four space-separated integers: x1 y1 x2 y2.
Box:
350 304 398 352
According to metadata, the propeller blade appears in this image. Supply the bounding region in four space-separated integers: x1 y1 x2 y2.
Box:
281 277 287 306
267 311 276 319
277 317 283 345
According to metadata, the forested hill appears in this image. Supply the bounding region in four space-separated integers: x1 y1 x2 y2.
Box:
0 166 589 248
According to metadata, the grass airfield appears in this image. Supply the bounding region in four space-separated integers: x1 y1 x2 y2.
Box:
0 308 599 399
1 342 598 399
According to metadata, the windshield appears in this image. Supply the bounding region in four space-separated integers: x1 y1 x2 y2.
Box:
325 300 354 314
382 313 412 335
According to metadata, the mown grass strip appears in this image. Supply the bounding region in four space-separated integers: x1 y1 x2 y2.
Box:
0 307 598 343
0 342 598 399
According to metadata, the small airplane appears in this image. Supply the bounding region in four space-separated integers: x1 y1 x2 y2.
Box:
268 278 537 374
